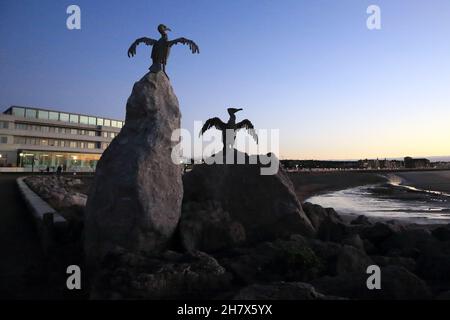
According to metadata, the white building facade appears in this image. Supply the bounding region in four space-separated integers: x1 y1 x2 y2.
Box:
0 106 123 172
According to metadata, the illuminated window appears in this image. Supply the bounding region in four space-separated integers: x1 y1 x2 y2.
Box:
12 107 25 117
79 116 88 125
49 112 59 121
97 118 104 126
38 110 49 120
104 119 111 127
88 117 96 125
70 114 79 124
60 113 69 122
25 109 37 118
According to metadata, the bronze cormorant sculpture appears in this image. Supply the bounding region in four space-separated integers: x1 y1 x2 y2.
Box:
200 108 258 150
127 24 199 75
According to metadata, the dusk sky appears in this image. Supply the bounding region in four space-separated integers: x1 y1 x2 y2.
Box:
1 0 450 160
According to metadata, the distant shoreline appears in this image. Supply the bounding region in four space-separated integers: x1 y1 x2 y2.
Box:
288 171 387 202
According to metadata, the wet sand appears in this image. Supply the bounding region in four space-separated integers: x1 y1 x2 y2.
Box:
394 171 450 193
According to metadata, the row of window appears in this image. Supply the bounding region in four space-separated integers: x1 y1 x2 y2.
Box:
13 136 105 150
13 123 117 138
9 107 124 128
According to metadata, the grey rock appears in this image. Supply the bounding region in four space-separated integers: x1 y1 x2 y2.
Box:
91 249 231 299
183 150 315 243
234 282 342 300
63 193 87 207
180 201 246 253
380 228 438 258
312 266 432 300
342 234 365 251
302 202 342 230
220 237 322 285
85 72 183 270
351 215 372 226
335 245 373 276
371 255 416 273
432 225 450 242
361 222 400 245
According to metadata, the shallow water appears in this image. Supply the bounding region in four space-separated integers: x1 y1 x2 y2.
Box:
306 178 450 225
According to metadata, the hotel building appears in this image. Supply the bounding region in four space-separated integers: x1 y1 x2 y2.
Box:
0 106 124 172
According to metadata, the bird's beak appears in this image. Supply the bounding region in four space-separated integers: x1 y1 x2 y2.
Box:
237 108 243 112
166 27 172 32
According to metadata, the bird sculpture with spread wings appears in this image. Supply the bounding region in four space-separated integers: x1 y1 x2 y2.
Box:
128 24 199 75
200 108 258 150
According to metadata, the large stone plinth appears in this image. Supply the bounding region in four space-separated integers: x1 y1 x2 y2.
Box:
182 150 315 244
85 72 183 269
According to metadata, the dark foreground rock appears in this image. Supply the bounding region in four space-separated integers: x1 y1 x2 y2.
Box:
182 150 315 245
91 249 232 299
312 266 432 300
179 201 246 253
85 72 183 270
234 282 341 300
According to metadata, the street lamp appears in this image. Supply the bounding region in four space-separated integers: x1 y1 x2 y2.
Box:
19 152 24 167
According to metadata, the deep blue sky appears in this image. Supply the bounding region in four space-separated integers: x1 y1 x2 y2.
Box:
1 0 450 159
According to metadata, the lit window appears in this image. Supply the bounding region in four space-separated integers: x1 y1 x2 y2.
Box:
97 118 104 126
70 114 79 123
69 141 77 148
71 129 78 135
88 117 96 125
79 116 88 125
49 112 59 121
25 109 37 118
104 119 111 127
60 113 69 122
87 142 95 149
12 107 25 117
38 110 49 120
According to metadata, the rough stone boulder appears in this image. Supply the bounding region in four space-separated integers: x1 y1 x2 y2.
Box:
183 150 315 243
219 236 323 285
179 201 246 253
90 249 232 299
312 266 432 300
85 72 183 269
302 202 342 230
234 282 341 300
351 215 372 226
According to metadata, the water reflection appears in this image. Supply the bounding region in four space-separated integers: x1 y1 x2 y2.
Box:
306 183 450 225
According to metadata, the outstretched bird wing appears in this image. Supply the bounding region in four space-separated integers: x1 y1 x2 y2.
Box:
199 118 225 136
236 119 258 143
169 37 200 54
127 37 157 57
